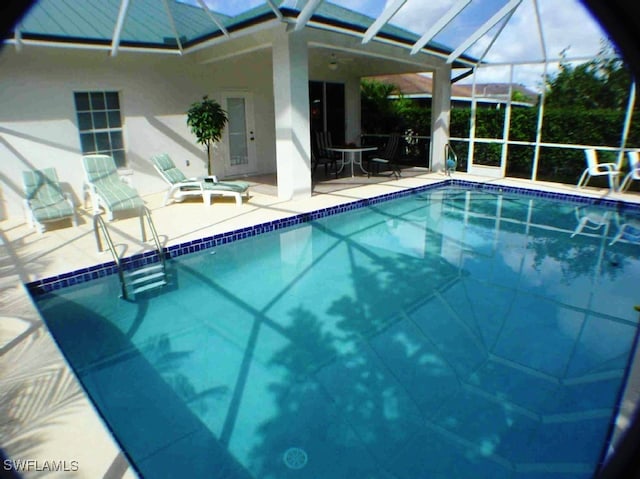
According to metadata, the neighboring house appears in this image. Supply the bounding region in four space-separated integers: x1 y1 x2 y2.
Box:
0 1 474 221
367 73 538 108
471 82 539 107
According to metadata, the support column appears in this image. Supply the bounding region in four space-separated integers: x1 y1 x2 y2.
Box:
430 64 452 172
272 30 312 200
344 76 362 144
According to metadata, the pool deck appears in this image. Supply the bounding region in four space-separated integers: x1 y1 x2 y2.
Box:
1 170 639 478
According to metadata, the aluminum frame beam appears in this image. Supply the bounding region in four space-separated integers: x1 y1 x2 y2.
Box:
294 0 324 31
110 0 131 57
447 0 523 63
266 0 284 20
411 0 471 55
196 0 230 38
162 0 183 54
474 8 516 65
362 0 406 44
533 0 548 62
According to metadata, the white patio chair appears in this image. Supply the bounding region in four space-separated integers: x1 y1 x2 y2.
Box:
570 206 612 238
608 206 640 246
576 149 620 190
618 150 640 192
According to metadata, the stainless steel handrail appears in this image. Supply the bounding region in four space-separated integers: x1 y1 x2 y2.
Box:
445 143 458 176
93 214 128 299
93 206 166 300
139 206 166 269
445 143 458 163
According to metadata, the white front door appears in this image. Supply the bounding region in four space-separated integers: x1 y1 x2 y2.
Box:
222 92 256 177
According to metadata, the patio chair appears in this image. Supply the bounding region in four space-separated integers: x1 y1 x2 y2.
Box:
22 167 77 233
570 206 612 238
314 131 340 161
367 133 401 179
609 216 640 245
311 136 338 179
576 149 620 190
151 153 250 206
618 150 640 192
82 154 145 221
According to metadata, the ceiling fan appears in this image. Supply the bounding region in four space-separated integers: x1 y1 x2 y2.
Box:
327 52 354 70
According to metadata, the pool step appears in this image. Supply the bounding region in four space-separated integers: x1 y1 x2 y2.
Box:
124 264 167 297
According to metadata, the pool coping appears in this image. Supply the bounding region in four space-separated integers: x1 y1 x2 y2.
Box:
25 178 640 296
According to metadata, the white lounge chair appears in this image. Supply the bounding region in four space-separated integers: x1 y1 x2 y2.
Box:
22 167 77 233
82 154 145 221
576 149 620 190
151 154 250 206
619 150 640 192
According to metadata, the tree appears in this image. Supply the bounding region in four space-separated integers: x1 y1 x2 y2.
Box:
360 78 427 135
545 42 631 110
511 90 531 103
186 95 228 175
360 79 403 133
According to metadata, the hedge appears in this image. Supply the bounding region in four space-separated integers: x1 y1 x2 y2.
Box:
418 106 640 184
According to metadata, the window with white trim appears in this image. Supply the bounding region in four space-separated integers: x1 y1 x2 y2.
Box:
74 91 126 167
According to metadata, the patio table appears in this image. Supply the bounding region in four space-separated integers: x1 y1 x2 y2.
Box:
327 146 378 177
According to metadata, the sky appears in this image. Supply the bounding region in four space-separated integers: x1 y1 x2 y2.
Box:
198 0 612 90
332 0 611 89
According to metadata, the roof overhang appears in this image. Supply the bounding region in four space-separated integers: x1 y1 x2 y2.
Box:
4 1 479 68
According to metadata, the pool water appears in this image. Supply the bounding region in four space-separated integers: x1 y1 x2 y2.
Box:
36 187 640 478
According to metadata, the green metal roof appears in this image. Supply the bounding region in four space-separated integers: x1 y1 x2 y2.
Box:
7 0 466 61
4 0 609 70
310 2 458 59
12 0 276 49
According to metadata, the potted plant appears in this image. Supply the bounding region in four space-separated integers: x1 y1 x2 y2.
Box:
186 95 228 176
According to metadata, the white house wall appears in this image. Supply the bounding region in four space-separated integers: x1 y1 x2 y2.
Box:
1 24 452 220
0 45 276 220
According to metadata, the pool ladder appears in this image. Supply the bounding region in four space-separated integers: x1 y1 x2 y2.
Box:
93 206 168 300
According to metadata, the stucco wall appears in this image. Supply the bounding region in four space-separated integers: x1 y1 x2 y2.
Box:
0 45 276 220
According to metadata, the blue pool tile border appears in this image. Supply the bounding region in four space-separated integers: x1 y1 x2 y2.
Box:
26 179 640 296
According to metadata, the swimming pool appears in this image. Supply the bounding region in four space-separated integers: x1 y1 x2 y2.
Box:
34 185 640 478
